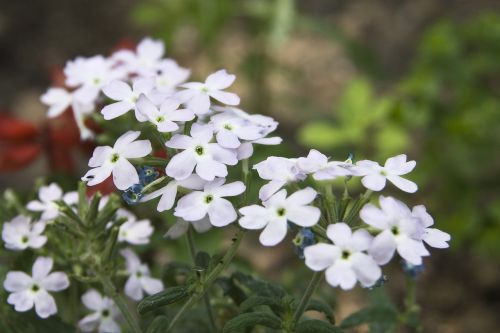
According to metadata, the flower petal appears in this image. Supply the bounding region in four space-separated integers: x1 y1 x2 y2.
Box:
41 272 70 292
304 243 338 271
113 159 139 190
166 150 197 180
207 198 237 227
259 218 287 246
4 272 32 292
205 70 235 90
32 257 53 281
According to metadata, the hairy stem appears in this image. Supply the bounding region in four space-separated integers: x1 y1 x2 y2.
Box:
293 271 323 324
99 274 142 333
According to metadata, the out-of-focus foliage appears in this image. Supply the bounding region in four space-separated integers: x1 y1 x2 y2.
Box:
300 14 500 255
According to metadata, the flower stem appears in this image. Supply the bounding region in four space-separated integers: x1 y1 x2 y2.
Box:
292 271 323 324
99 274 142 333
186 227 218 333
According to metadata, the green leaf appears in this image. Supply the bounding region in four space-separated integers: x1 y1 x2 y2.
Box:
340 306 398 329
138 286 190 314
146 315 170 333
239 295 282 313
222 312 282 333
305 299 335 324
296 319 343 333
194 251 211 271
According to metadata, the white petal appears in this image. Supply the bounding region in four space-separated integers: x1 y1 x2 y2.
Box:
259 218 288 246
205 70 235 90
114 131 141 151
350 229 373 252
103 80 132 100
32 257 53 281
237 142 253 160
326 223 352 247
210 90 240 106
166 150 197 180
359 203 389 230
187 93 211 115
211 181 245 197
136 94 159 119
210 144 238 165
351 253 381 287
303 244 338 271
196 159 227 181
361 174 387 191
124 276 143 301
120 248 141 273
165 134 194 149
119 140 152 158
190 123 214 142
238 205 270 230
423 228 450 248
369 230 396 265
397 238 425 265
325 262 356 290
286 206 320 227
216 129 240 148
113 159 139 190
141 277 164 295
82 289 104 311
34 291 57 318
174 192 208 221
8 291 34 312
168 108 195 122
88 146 113 167
78 313 101 332
83 165 113 187
4 272 32 292
40 184 63 202
41 272 69 291
286 187 317 206
165 220 189 239
386 175 418 193
207 198 237 227
102 101 133 120
100 317 122 333
384 154 415 175
259 180 287 201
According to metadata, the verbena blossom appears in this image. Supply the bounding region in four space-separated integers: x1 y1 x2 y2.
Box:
3 257 69 318
78 289 121 333
112 38 165 77
27 183 78 221
165 124 237 181
117 213 154 245
253 157 306 201
209 112 263 149
82 131 152 190
101 78 155 121
136 95 194 132
411 205 451 249
155 59 190 93
304 223 381 290
165 218 212 240
360 196 430 265
176 69 240 115
239 188 320 246
2 215 47 251
297 149 352 180
354 154 417 193
120 249 164 301
174 178 245 227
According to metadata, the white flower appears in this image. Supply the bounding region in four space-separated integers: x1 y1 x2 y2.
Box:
411 205 451 249
3 257 69 318
136 95 194 132
253 157 306 201
354 155 417 193
78 289 121 333
101 78 155 121
64 55 122 103
176 69 240 115
118 216 154 245
141 174 206 212
239 188 320 246
120 249 164 301
174 178 245 227
113 38 165 76
155 59 190 93
165 124 237 181
82 131 152 190
2 215 47 251
209 112 263 148
164 217 212 240
360 196 429 265
304 223 381 290
27 183 77 221
297 149 353 180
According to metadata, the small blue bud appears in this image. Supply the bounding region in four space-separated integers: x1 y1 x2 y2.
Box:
293 228 315 259
368 275 389 290
122 184 144 205
138 166 159 185
401 260 424 279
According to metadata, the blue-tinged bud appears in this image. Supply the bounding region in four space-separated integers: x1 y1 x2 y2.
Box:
401 260 424 279
293 228 315 259
122 184 144 205
368 275 389 290
138 166 159 185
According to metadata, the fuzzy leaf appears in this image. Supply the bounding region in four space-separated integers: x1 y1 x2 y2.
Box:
305 299 335 324
222 312 282 333
146 315 170 333
296 319 343 333
138 286 190 314
340 306 398 329
239 295 282 313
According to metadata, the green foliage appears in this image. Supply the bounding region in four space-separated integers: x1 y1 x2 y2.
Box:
340 306 398 330
295 319 343 333
305 299 335 324
222 312 282 333
145 315 170 333
138 286 191 314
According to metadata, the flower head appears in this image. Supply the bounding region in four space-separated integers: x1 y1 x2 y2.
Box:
78 289 121 333
27 183 77 221
82 131 152 190
174 178 245 227
297 149 353 181
113 38 165 76
117 212 154 245
239 187 320 246
209 112 263 149
3 257 69 318
120 249 164 301
136 95 194 133
2 215 47 251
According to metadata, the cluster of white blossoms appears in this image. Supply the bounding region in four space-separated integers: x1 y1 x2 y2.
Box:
2 183 161 323
0 37 450 329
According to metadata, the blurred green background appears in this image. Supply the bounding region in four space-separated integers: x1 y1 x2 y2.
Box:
1 1 500 332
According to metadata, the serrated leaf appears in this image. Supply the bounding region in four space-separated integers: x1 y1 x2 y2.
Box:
305 299 335 324
296 319 343 333
146 315 170 333
138 286 189 314
340 306 398 329
223 312 282 333
239 295 282 313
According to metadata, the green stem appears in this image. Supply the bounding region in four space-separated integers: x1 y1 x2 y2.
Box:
185 228 218 333
402 277 422 332
293 271 323 324
99 274 142 333
167 227 246 332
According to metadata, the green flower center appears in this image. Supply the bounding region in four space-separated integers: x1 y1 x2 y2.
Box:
31 284 40 292
195 145 205 156
391 226 400 236
101 309 110 317
21 236 29 244
136 271 143 278
223 124 233 130
110 153 120 163
276 208 286 217
156 116 165 123
205 195 214 204
341 250 351 260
